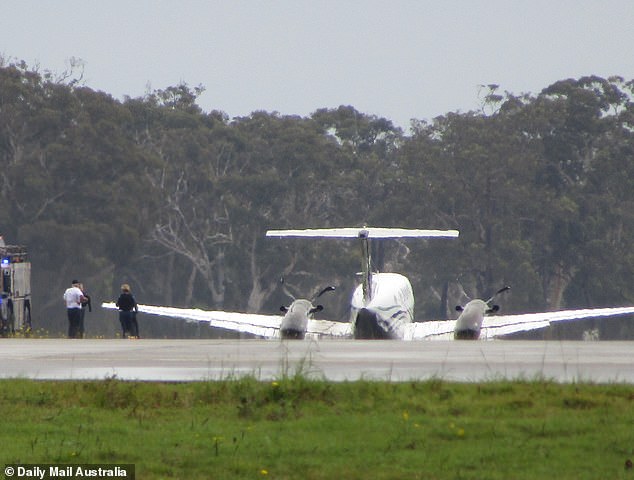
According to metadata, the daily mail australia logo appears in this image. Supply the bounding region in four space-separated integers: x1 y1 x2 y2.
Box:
4 465 134 479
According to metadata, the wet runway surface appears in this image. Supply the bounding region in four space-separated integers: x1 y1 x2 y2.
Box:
1 339 633 383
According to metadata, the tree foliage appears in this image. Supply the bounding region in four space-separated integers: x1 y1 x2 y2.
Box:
1 58 634 335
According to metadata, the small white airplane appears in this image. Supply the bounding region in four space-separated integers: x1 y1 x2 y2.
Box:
267 227 460 339
102 227 634 340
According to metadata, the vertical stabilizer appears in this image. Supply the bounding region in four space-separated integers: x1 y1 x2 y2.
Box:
266 227 459 306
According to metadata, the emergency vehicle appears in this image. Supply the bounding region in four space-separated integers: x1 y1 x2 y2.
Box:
0 237 32 336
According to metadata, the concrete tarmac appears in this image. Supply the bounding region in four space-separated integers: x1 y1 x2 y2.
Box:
1 339 633 383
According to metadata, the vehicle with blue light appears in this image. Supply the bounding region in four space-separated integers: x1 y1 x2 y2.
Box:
0 237 32 336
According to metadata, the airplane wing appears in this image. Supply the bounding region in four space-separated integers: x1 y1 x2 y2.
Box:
405 319 457 340
306 319 353 338
104 303 634 341
405 306 634 340
479 306 634 339
101 302 352 339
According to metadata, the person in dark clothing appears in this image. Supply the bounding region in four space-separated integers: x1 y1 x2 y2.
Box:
78 283 92 338
116 283 139 338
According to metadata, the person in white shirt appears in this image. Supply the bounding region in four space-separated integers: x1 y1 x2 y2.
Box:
63 280 85 338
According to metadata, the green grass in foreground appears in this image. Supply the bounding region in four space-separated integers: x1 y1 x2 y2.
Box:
1 377 633 479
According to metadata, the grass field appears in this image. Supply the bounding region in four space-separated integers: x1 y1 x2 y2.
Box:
1 376 633 479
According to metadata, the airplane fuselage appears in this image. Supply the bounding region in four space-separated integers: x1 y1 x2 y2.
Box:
350 272 414 339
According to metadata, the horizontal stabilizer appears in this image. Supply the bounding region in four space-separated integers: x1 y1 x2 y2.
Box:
266 227 459 239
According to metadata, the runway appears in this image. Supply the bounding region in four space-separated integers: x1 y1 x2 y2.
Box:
2 339 633 383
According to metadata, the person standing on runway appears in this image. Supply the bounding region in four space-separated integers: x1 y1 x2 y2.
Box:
63 280 86 338
116 283 139 338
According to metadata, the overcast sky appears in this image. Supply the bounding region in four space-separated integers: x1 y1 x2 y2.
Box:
2 1 634 131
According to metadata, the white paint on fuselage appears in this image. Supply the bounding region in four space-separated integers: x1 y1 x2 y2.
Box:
350 272 414 339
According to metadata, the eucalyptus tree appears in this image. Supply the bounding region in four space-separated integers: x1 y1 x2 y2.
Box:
520 76 634 309
420 77 634 313
397 91 544 318
124 84 238 309
126 93 347 313
550 77 634 308
227 111 353 314
0 60 152 332
311 106 404 227
0 60 70 236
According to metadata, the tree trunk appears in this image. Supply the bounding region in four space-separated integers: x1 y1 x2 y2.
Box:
184 264 196 306
546 261 572 310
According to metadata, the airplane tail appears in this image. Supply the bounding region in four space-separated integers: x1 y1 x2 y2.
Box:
266 227 459 239
267 227 459 305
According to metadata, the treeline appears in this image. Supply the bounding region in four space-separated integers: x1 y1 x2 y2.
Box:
1 59 634 337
